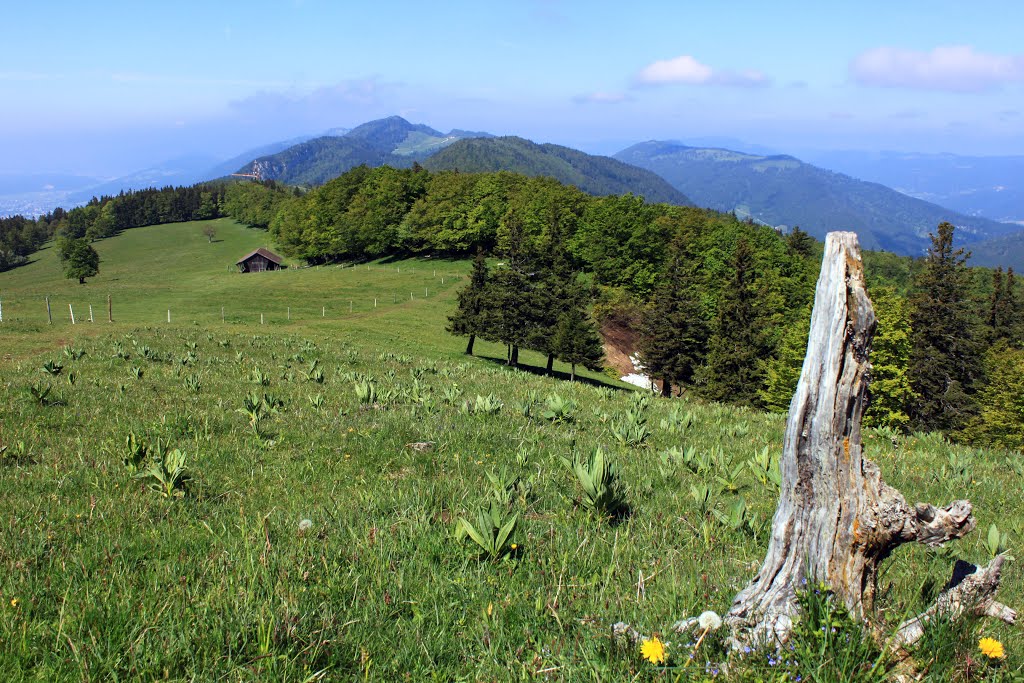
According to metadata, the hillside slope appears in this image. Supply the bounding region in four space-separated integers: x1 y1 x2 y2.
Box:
423 136 692 205
615 141 1015 254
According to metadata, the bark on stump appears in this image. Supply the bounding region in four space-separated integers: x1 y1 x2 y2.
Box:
719 231 1014 649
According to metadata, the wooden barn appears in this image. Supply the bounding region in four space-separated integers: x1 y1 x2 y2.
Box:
236 247 284 273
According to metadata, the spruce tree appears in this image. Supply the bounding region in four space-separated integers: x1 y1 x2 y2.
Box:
908 222 982 433
551 283 605 381
1007 268 1022 346
988 266 1016 343
638 241 709 397
446 248 490 355
700 238 772 407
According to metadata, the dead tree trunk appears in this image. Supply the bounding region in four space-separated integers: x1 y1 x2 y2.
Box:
612 232 1015 653
718 231 1013 647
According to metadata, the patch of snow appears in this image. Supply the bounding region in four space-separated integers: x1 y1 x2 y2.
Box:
620 373 654 389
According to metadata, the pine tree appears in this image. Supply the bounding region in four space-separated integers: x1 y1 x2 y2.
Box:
700 238 772 407
1007 268 1022 346
638 241 709 397
446 248 490 355
551 283 605 381
908 222 982 433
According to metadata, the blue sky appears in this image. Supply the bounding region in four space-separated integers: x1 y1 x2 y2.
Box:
3 0 1023 175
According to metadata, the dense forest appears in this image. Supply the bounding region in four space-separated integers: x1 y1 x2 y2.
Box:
3 167 1021 448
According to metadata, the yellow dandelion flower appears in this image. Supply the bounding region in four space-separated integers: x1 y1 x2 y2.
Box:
641 636 667 665
979 637 1006 660
10 598 18 608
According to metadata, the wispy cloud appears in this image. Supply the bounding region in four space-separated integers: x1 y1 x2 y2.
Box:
850 45 1024 92
572 91 630 104
634 55 769 87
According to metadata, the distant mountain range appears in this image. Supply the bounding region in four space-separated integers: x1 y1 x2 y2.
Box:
238 117 690 205
800 150 1024 225
614 141 1019 255
422 136 691 205
6 114 1024 267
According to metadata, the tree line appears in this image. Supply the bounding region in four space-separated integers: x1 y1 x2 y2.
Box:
4 166 1021 448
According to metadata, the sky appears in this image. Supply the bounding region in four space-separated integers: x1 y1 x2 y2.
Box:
3 0 1023 176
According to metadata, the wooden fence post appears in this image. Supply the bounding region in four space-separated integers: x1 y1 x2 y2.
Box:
46 296 52 324
107 294 112 322
69 304 75 325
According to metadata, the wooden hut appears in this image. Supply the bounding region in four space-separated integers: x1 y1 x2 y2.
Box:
236 248 284 273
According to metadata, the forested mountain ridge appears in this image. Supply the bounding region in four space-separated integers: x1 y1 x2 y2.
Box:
422 136 692 206
236 116 493 186
237 118 690 206
615 141 1016 256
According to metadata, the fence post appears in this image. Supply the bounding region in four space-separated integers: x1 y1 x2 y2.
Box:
167 309 171 323
287 307 291 321
221 306 225 323
107 294 112 322
46 296 52 324
89 305 94 323
69 304 76 325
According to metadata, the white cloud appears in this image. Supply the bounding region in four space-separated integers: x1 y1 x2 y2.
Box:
634 55 768 87
850 45 1024 92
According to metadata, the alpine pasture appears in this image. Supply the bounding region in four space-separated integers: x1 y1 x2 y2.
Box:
0 219 1020 680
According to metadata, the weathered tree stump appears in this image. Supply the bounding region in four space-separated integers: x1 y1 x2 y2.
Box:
612 232 1017 653
719 231 1014 648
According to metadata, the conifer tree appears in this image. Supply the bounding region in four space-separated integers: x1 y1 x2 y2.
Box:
1007 268 1022 346
484 216 539 367
908 222 982 433
446 248 490 355
638 240 709 397
551 283 605 381
700 238 772 407
987 266 1016 343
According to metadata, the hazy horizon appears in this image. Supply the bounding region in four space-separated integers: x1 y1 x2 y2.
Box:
4 1 1024 177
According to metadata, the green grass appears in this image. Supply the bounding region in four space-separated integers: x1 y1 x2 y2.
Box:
0 220 1021 681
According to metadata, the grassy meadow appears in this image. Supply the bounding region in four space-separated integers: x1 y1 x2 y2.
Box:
0 220 1021 681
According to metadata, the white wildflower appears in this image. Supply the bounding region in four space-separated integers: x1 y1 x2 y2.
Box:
298 519 313 534
697 610 722 631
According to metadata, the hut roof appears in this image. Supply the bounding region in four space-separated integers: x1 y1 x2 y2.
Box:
236 247 283 265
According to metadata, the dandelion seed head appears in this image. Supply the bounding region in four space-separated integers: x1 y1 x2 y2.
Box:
698 610 723 631
298 518 313 533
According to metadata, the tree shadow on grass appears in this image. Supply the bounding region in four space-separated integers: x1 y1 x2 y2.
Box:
474 353 629 392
